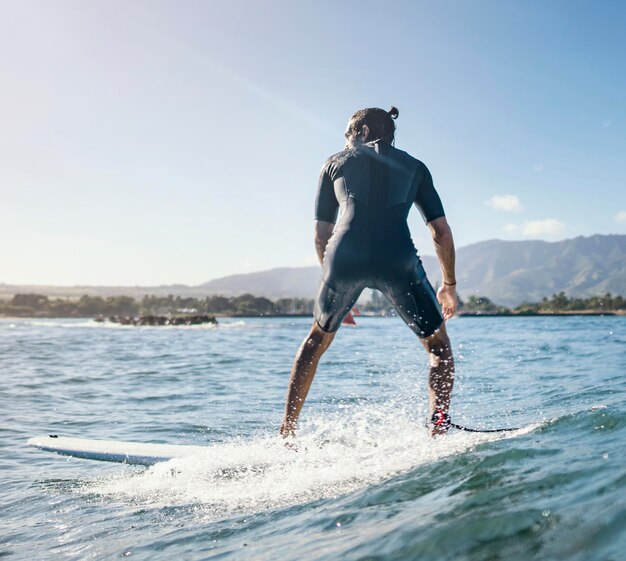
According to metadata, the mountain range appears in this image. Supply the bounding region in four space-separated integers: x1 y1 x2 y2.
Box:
196 234 626 305
1 234 624 306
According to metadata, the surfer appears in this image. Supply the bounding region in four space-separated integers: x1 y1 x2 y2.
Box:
280 107 458 438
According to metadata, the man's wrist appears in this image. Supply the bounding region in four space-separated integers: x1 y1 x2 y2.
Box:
443 280 457 286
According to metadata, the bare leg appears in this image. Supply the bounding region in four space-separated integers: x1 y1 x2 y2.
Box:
280 321 336 437
420 323 455 435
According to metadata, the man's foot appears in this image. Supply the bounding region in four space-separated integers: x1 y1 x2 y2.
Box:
429 410 451 437
280 420 296 438
280 422 299 450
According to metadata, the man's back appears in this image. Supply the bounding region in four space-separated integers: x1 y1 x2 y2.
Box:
316 139 445 278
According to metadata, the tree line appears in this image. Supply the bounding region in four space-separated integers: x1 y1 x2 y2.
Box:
458 292 626 315
0 293 315 318
0 291 623 318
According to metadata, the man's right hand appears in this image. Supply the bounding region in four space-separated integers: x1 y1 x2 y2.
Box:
427 217 457 321
437 285 458 320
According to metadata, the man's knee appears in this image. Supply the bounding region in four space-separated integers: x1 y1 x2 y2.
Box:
306 322 335 353
422 330 452 365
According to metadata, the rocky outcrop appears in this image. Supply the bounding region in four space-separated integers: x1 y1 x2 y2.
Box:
98 315 217 326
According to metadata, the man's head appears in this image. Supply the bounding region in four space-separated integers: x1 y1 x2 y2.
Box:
344 106 399 147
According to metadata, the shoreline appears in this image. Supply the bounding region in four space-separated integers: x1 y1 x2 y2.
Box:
457 311 622 317
1 311 623 320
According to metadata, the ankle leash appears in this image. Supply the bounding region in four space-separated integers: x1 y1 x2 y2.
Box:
430 410 519 433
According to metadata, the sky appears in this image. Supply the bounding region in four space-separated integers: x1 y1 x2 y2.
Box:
1 0 625 286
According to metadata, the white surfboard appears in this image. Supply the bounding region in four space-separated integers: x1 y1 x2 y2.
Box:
28 435 208 465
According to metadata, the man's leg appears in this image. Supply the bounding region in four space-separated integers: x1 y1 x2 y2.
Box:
280 321 336 437
420 323 455 435
380 263 454 435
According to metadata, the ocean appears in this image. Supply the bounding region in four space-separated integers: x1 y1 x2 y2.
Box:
1 315 624 560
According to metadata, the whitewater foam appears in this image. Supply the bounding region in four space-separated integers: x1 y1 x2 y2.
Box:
84 405 536 520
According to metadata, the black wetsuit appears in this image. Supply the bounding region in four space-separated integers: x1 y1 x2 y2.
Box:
314 139 445 337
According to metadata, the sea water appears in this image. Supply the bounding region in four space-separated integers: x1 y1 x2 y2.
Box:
1 315 624 560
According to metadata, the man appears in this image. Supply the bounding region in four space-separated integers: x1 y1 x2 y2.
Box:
280 107 457 438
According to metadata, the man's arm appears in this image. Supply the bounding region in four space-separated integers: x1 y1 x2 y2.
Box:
427 216 458 320
314 220 334 265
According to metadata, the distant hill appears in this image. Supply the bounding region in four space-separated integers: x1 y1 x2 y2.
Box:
197 267 322 299
451 234 626 305
0 283 209 301
2 235 624 306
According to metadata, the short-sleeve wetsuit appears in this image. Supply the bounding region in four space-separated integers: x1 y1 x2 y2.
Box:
314 139 445 337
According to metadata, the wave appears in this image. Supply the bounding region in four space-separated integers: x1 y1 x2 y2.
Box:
83 404 538 520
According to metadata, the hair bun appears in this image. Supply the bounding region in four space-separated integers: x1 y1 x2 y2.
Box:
387 106 399 120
